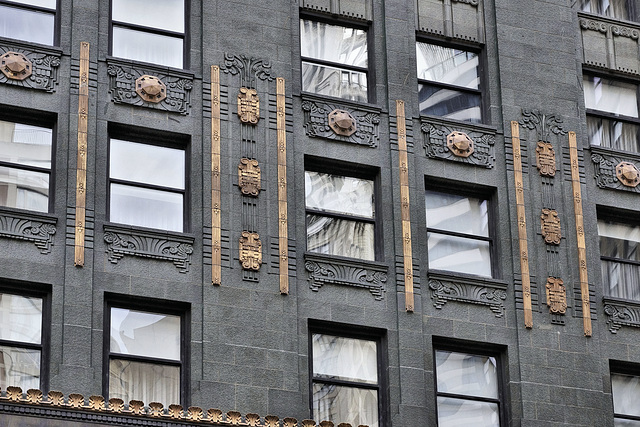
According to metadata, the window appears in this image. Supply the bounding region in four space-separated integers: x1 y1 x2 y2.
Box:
0 118 53 213
108 128 187 232
580 0 637 21
0 290 46 391
110 0 187 68
598 218 640 300
305 169 376 261
0 0 56 45
300 19 369 102
426 189 493 277
105 301 187 405
584 75 640 152
310 327 383 427
611 368 640 425
417 41 482 123
435 348 503 426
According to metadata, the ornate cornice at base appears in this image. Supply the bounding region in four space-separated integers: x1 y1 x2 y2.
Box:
302 96 380 147
106 57 193 115
0 40 60 92
103 224 194 273
591 147 640 192
0 209 57 254
420 117 496 168
604 297 640 333
304 253 387 300
428 271 508 317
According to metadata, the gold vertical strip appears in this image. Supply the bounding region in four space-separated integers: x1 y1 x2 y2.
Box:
211 66 222 285
511 121 533 328
74 42 89 267
276 78 289 295
568 131 592 337
396 100 414 312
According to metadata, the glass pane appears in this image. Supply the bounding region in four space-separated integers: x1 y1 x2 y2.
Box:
0 293 42 344
426 191 488 237
307 215 374 261
603 260 640 299
301 20 367 67
302 62 368 102
112 0 184 32
437 396 499 427
0 346 40 390
598 220 640 260
584 76 638 118
109 359 179 405
436 350 498 399
419 83 482 122
587 116 640 151
0 166 49 212
416 43 479 89
428 232 492 277
313 334 377 384
112 26 183 68
615 418 640 426
110 139 184 189
612 374 640 417
0 5 54 45
0 121 52 168
305 171 374 218
580 0 632 21
17 0 57 9
110 308 180 360
313 383 378 427
110 183 183 232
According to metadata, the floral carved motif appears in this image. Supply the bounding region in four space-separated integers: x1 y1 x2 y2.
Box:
0 44 60 92
592 150 640 193
428 275 507 317
239 231 262 271
422 120 495 168
540 209 561 245
0 211 56 254
220 53 274 88
302 99 380 147
545 277 566 314
536 141 556 177
304 255 387 300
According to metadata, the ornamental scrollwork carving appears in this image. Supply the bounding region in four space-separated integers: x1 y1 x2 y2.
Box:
579 18 608 33
428 275 507 317
0 44 60 92
604 299 640 333
540 209 561 245
421 119 495 168
220 53 275 88
106 58 193 115
520 109 567 142
304 254 387 300
536 141 556 177
0 211 56 254
302 99 380 147
239 231 262 271
592 150 640 193
611 24 640 39
545 277 567 315
103 225 194 272
452 0 479 5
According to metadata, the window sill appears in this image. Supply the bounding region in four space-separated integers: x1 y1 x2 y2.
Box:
590 146 640 193
0 207 57 254
603 296 640 333
304 252 388 300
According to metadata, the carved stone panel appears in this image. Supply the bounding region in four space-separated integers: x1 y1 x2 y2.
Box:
0 44 60 92
422 119 495 168
302 99 380 147
604 298 640 333
305 254 387 300
536 141 556 177
417 0 484 42
238 158 261 196
540 209 561 245
592 150 640 193
0 210 57 254
579 17 640 75
428 273 507 317
106 58 193 114
545 277 567 314
301 0 372 21
239 231 262 271
237 87 259 124
220 53 274 88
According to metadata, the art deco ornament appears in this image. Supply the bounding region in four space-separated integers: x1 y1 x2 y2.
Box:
239 231 262 271
546 277 567 314
536 141 556 177
540 208 561 245
135 75 166 103
237 87 260 124
328 109 357 136
446 131 474 157
238 158 261 196
0 51 32 80
616 161 640 187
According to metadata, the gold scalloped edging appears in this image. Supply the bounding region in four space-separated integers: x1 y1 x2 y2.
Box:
0 386 368 427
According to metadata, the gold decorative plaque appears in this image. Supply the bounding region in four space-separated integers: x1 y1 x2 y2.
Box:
239 231 262 271
75 42 90 267
328 109 357 136
545 277 567 314
540 208 561 245
238 87 259 124
211 66 222 285
135 75 166 103
446 131 474 157
616 161 640 187
238 158 261 196
276 78 289 294
535 141 556 177
0 51 32 80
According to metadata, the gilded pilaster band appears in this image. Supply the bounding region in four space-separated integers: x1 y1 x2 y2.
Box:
74 42 89 267
210 65 222 285
277 77 289 295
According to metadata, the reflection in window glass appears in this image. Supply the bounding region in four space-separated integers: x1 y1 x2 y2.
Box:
612 373 640 425
580 0 635 21
598 219 640 300
0 2 56 45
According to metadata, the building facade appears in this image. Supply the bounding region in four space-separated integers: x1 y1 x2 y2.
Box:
1 0 640 426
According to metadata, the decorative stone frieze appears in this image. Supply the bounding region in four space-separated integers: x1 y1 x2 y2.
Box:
0 210 57 254
237 87 260 124
545 277 567 314
421 119 496 168
302 98 380 147
536 141 556 177
220 53 274 88
304 253 387 300
301 0 372 21
540 209 561 245
579 16 640 75
428 271 508 317
239 231 262 271
592 149 640 193
103 224 194 272
238 158 261 196
604 297 640 333
106 58 193 114
0 43 60 92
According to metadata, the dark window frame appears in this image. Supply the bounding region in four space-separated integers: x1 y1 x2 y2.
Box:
102 293 190 407
308 320 388 427
108 0 190 69
610 360 640 423
0 0 60 46
304 156 382 262
107 122 191 233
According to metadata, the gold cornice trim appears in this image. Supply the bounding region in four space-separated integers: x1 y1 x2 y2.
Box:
211 66 222 285
74 42 89 267
511 121 533 328
568 131 593 337
396 100 414 312
276 77 289 295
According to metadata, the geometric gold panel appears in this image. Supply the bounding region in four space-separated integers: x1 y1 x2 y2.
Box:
135 75 167 103
0 51 32 80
